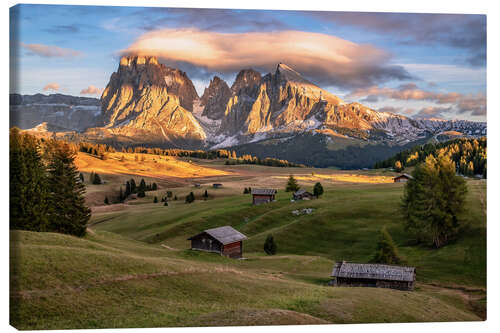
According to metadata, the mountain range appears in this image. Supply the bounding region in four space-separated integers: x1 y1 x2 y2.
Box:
10 55 486 168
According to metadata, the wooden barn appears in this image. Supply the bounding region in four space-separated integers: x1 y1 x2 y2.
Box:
251 188 277 205
188 226 247 258
393 174 413 183
293 189 314 200
212 183 223 188
330 261 416 291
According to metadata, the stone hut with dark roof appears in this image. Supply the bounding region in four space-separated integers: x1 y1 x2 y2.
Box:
188 226 247 258
330 261 416 290
251 188 277 205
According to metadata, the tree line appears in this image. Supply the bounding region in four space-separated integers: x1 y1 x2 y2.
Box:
78 141 304 167
10 128 90 237
374 137 486 178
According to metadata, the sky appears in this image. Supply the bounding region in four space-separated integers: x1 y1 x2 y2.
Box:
9 4 486 121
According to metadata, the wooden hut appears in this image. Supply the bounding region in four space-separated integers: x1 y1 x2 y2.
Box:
188 226 247 258
393 174 413 183
212 183 223 188
330 261 416 291
251 188 277 205
293 189 314 200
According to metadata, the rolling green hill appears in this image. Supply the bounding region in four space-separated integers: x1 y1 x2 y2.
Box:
10 164 486 329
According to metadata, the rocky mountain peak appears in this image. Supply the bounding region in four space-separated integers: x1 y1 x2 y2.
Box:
231 69 262 96
275 63 314 86
119 55 159 67
200 76 232 120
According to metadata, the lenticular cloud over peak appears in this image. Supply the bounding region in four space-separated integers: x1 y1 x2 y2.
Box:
122 28 412 89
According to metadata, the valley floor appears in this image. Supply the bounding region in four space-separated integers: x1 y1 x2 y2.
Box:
10 154 487 329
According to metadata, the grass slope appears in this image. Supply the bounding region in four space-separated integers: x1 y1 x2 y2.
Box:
11 230 481 330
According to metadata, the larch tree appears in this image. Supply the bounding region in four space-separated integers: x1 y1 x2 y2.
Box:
401 153 468 248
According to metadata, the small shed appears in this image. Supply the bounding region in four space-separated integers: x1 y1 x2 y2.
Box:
293 189 314 200
188 226 247 258
251 188 277 205
212 183 223 188
330 261 416 291
393 174 413 183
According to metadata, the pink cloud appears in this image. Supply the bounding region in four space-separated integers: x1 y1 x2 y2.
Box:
43 83 60 91
349 84 486 116
80 85 103 95
21 42 82 58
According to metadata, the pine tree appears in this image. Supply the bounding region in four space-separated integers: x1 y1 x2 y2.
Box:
92 173 102 185
125 181 131 197
185 192 195 203
104 196 109 205
119 186 124 202
137 190 145 198
285 175 300 192
174 195 178 201
139 178 146 192
313 182 324 197
203 190 208 199
371 227 401 264
264 234 277 255
153 196 158 203
164 201 168 206
130 179 136 193
9 128 49 231
45 140 91 237
243 187 249 194
152 182 158 191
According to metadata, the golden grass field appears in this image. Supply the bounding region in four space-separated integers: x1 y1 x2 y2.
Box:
75 152 230 179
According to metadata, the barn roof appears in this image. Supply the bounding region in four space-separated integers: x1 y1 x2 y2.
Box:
294 189 312 195
331 262 415 282
394 173 413 180
251 188 277 195
188 226 247 245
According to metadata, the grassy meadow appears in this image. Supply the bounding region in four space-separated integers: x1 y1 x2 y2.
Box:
10 152 487 329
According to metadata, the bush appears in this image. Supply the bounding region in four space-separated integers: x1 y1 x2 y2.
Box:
264 234 277 255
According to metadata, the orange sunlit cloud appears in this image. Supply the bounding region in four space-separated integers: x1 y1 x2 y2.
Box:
122 28 411 88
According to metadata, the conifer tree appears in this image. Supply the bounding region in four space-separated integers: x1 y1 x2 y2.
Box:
104 196 109 205
185 192 195 203
9 128 49 231
125 181 131 197
92 173 102 185
174 195 178 201
45 140 91 237
139 178 146 192
313 182 324 197
371 227 401 264
164 201 168 206
119 186 124 202
285 175 300 192
203 190 208 199
402 153 468 248
130 179 136 193
264 234 277 255
153 196 158 203
152 182 158 191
